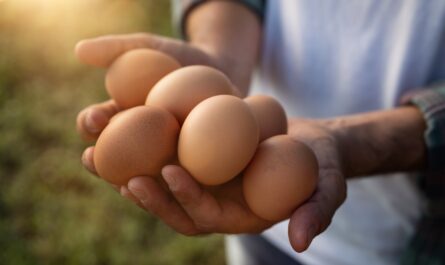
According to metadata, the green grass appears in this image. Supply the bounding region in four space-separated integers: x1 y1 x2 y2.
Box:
0 1 225 264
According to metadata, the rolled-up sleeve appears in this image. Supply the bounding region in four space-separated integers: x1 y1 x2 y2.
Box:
402 83 445 199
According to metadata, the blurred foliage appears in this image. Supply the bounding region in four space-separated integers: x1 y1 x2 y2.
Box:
0 0 225 264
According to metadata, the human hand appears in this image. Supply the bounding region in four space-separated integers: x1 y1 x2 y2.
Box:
286 105 427 252
76 33 246 142
135 118 346 251
82 146 274 235
83 117 345 249
79 89 346 246
285 118 346 252
76 33 269 235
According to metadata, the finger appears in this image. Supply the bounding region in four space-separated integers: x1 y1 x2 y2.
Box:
120 186 144 208
162 165 224 232
75 33 164 68
76 99 120 141
288 169 346 252
128 176 200 236
81 146 98 176
205 176 273 233
75 33 214 69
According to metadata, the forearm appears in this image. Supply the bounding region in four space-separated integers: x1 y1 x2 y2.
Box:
330 106 427 178
186 1 262 94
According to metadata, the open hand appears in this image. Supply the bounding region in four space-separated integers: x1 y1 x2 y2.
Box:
76 33 347 253
81 116 347 253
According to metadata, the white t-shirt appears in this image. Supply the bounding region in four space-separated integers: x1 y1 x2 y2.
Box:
250 1 445 265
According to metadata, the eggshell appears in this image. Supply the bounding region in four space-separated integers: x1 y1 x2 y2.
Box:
146 65 240 124
106 49 181 109
178 95 259 185
94 106 179 185
244 95 287 141
243 135 318 222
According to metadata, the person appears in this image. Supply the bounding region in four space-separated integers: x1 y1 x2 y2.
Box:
75 1 445 264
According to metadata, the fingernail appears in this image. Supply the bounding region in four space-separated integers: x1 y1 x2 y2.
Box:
82 148 98 175
85 114 100 133
85 110 105 134
306 225 317 245
163 172 177 191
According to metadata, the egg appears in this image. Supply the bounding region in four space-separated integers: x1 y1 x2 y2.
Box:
244 95 287 141
94 106 179 185
178 95 259 185
243 135 318 222
146 65 240 124
105 49 181 109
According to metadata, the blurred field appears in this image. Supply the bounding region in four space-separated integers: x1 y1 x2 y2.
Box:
0 1 225 264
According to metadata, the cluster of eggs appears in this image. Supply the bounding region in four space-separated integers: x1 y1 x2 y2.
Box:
93 49 318 222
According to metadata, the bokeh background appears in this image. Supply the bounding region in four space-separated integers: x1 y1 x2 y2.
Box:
0 0 225 264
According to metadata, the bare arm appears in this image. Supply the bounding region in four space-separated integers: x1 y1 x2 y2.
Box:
187 1 262 95
331 106 427 178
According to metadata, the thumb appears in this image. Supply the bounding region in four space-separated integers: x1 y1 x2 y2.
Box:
74 33 164 67
288 170 346 252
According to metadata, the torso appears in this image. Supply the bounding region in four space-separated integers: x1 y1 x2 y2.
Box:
251 1 445 264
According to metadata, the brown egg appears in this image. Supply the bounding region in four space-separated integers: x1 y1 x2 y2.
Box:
105 49 181 109
244 95 287 141
146 65 240 124
243 135 318 222
94 106 179 185
178 95 259 185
